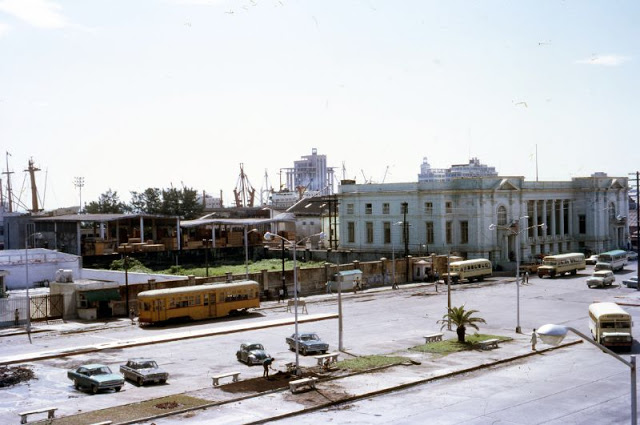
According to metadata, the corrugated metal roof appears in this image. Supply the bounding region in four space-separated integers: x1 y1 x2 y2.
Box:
180 212 295 228
34 213 178 222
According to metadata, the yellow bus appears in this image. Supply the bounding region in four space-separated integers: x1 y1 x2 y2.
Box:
588 302 633 350
137 280 260 324
537 253 586 278
444 259 492 284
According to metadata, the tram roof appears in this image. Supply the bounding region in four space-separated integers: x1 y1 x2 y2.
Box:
137 280 258 297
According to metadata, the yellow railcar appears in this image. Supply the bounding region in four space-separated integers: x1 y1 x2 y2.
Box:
137 280 260 324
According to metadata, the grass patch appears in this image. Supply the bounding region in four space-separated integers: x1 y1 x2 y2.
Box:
335 355 412 371
409 333 512 355
49 394 209 425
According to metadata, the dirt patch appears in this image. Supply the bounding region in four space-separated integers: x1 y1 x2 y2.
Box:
155 401 181 409
0 365 35 387
219 370 320 393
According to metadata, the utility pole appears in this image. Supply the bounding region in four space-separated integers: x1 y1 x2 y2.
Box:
402 202 409 282
3 151 14 212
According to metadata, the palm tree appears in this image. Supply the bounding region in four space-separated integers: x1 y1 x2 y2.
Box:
438 305 487 343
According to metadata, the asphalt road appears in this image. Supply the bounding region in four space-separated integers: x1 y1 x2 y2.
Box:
1 261 639 424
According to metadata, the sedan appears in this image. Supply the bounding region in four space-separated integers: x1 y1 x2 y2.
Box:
236 342 272 365
586 254 599 265
623 277 639 288
120 359 168 386
67 364 124 394
627 251 638 261
286 332 329 355
586 270 615 288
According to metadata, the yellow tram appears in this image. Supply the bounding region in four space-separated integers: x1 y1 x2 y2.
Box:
137 280 260 324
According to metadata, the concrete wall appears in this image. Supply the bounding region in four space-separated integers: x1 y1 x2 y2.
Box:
0 249 81 290
80 269 185 284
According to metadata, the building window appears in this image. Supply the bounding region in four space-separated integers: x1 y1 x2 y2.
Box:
347 203 354 214
424 202 433 214
348 222 355 243
382 203 390 214
446 221 452 244
365 203 372 214
579 214 586 234
384 222 391 244
445 201 453 214
426 221 434 244
497 205 507 225
366 222 374 243
460 221 468 244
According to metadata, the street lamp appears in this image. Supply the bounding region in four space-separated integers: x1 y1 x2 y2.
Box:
244 227 258 280
536 324 637 425
490 217 545 333
25 227 43 343
264 231 325 376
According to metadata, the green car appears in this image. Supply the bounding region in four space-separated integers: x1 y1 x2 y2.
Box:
67 364 124 394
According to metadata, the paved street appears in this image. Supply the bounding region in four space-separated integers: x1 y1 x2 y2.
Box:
1 261 639 424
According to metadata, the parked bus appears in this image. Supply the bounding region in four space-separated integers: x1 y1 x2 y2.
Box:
137 280 260 324
588 302 633 350
595 249 627 272
443 259 492 284
537 253 586 278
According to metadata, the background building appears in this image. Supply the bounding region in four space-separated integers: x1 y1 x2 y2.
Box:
338 173 630 269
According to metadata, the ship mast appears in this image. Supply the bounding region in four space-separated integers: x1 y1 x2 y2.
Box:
2 152 14 212
25 158 41 213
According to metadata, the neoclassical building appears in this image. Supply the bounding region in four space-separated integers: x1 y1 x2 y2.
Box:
337 173 630 266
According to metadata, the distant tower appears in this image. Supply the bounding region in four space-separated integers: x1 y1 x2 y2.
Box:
283 149 335 196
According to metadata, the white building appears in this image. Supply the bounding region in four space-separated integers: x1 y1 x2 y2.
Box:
418 157 498 182
338 173 630 267
282 148 336 195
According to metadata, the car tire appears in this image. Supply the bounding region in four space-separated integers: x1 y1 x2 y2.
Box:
91 385 99 394
160 379 166 384
302 346 307 356
115 386 122 392
138 377 144 386
73 379 80 390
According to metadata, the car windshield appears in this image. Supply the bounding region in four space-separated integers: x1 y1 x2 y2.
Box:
301 334 319 341
248 344 263 351
138 361 157 369
89 366 111 375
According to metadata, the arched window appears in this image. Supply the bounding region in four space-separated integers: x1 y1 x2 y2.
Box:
497 206 507 225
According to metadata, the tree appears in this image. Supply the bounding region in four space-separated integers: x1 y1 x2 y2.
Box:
129 186 203 219
130 188 163 214
437 305 487 343
85 189 127 214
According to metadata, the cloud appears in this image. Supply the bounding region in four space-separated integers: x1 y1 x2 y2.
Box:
0 0 68 29
576 54 631 66
0 22 10 37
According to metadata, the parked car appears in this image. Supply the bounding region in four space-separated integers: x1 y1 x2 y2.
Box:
120 358 168 386
623 277 639 288
67 364 124 394
236 342 272 365
627 251 638 261
286 332 329 355
585 254 599 265
586 270 615 288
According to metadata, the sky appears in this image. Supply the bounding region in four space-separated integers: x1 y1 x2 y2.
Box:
1 0 638 212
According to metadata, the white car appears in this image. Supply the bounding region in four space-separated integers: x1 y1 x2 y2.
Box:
627 251 638 261
586 270 615 288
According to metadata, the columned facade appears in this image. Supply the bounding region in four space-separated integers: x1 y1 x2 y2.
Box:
338 174 630 268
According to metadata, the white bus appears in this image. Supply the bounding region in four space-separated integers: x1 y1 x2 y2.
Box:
588 302 633 350
537 253 586 278
444 259 492 284
595 249 627 272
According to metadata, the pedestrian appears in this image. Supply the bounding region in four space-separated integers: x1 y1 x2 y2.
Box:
524 271 529 285
263 357 274 379
531 328 537 351
14 308 19 326
278 288 284 303
129 307 136 325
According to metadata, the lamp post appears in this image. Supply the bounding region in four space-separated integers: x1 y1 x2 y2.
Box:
536 324 637 425
24 227 43 343
490 217 545 333
264 231 325 375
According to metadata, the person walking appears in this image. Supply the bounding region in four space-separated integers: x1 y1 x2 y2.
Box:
129 307 136 325
278 288 284 303
14 308 19 326
524 271 529 285
263 357 274 379
531 329 537 351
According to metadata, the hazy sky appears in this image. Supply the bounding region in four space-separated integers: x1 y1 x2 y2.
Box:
1 0 638 211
